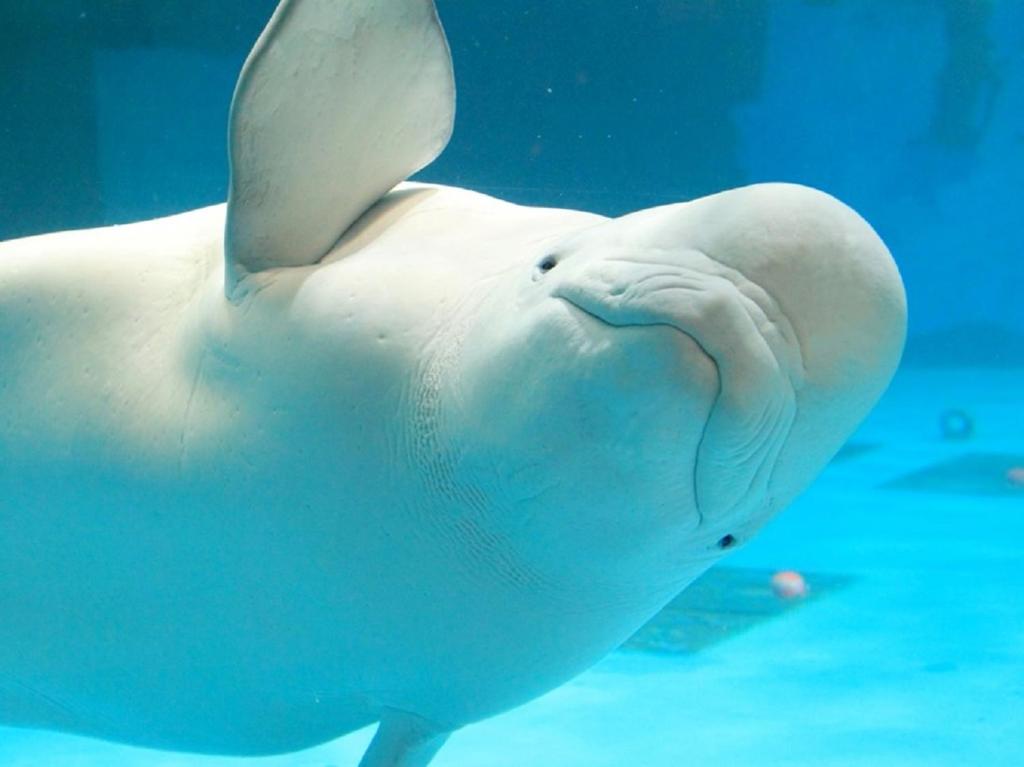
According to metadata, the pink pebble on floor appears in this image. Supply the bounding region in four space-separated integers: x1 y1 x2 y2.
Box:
1006 467 1024 487
771 570 809 600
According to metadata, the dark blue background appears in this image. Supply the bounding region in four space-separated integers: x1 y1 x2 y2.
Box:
1 1 1021 360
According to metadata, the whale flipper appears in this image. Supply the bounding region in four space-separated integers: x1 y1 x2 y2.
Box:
224 0 455 294
358 709 451 767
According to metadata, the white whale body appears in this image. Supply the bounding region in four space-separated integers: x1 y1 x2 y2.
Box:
0 1 907 765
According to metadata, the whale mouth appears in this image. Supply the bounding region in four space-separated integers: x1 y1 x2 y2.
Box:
550 251 804 529
554 292 644 332
549 253 796 358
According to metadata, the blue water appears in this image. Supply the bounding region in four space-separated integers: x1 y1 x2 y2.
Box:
1 1 1022 765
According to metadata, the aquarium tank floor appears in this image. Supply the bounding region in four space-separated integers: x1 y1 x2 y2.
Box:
1 366 1021 766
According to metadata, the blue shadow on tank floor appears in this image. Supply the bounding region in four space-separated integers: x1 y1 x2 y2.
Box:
829 441 882 463
625 567 854 654
881 452 1024 497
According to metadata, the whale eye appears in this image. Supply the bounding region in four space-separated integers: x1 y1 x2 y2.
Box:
717 534 737 550
537 255 558 274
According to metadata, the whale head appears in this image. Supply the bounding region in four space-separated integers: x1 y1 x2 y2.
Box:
424 183 905 594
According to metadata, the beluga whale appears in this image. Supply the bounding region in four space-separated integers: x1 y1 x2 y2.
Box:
0 0 907 765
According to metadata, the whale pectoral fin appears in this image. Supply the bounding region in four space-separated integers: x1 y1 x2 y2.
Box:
358 709 451 767
224 0 455 295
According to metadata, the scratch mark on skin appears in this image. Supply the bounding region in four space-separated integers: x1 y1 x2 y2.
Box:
178 348 209 474
0 677 89 731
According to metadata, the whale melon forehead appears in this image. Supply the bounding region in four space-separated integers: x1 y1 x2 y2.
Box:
575 183 905 523
682 183 906 510
694 184 905 389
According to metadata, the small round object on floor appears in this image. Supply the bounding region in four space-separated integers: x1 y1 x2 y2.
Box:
1006 466 1024 488
938 409 974 440
771 570 809 600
